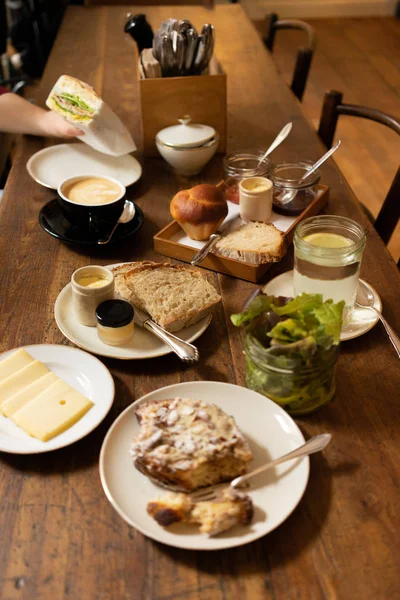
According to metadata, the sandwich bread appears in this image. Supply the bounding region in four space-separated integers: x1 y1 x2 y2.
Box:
46 75 136 156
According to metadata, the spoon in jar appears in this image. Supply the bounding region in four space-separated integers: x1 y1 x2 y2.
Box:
97 200 135 245
257 122 293 167
277 140 341 206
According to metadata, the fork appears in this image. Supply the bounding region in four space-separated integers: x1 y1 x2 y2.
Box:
190 433 332 502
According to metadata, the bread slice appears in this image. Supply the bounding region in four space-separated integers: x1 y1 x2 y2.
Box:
115 263 221 332
147 489 253 536
130 397 253 492
214 222 286 265
112 261 158 301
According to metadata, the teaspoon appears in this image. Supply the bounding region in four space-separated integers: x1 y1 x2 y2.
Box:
97 200 135 245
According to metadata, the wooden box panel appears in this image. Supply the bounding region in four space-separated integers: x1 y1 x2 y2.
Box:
139 57 227 157
153 185 330 283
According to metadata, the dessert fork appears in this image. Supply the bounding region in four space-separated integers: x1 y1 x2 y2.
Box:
190 433 331 502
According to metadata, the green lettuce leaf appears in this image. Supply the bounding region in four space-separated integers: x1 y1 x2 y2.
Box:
312 300 345 344
272 293 323 316
230 295 274 326
268 318 309 343
60 92 94 114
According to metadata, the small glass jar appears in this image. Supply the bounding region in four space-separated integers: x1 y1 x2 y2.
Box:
222 150 270 204
96 299 134 346
293 215 367 322
270 161 320 215
244 332 340 415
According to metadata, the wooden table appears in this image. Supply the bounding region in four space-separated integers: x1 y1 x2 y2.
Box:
1 5 399 600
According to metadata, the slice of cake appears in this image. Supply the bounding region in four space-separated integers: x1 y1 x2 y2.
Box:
147 488 253 536
130 397 253 492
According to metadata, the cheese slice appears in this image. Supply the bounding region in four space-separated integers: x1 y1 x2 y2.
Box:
12 380 94 441
1 372 59 417
0 360 50 407
0 349 35 381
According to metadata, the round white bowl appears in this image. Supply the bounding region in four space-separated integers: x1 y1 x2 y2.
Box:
156 134 219 176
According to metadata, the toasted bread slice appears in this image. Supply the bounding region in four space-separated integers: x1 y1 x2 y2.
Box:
116 263 221 332
214 222 286 265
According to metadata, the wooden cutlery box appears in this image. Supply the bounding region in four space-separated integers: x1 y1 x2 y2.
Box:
137 55 227 157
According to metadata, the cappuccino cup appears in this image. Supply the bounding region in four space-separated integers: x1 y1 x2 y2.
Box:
57 175 126 233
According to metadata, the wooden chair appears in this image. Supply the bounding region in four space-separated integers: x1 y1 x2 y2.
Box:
262 12 316 102
318 90 400 247
85 1 214 6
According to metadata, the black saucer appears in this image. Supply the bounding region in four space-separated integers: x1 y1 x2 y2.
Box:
39 199 144 245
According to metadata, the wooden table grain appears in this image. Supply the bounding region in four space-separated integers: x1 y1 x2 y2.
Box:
0 6 399 600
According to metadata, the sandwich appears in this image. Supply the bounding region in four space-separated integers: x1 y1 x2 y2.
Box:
46 75 136 156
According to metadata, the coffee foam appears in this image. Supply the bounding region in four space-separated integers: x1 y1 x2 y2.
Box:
63 177 122 206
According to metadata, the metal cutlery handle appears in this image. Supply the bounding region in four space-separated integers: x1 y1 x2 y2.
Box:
300 140 341 182
231 433 332 488
143 320 199 362
98 221 120 245
371 308 400 359
190 234 221 266
257 122 292 166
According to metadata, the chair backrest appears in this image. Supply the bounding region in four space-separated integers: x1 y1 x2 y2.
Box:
262 12 316 102
85 0 214 6
318 90 400 246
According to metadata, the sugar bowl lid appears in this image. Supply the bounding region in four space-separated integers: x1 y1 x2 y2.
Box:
156 116 216 149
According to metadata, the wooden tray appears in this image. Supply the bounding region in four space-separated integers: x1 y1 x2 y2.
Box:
153 185 329 282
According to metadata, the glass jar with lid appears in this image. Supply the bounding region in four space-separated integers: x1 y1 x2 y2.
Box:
222 150 270 204
244 331 340 415
270 160 320 215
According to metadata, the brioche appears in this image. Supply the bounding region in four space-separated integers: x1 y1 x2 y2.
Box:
147 488 253 536
170 184 228 241
130 397 253 492
113 262 221 332
214 221 286 265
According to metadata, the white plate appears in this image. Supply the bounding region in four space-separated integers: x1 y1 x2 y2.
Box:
0 344 114 454
27 143 142 189
99 381 309 550
54 263 212 360
263 270 381 341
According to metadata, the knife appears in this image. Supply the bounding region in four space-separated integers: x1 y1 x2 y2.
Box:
133 305 199 363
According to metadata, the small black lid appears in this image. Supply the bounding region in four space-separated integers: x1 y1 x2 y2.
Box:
96 299 134 328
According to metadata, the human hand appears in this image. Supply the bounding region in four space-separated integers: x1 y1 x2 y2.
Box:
40 110 84 138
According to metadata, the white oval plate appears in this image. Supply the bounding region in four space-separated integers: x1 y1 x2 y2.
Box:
99 381 309 550
0 344 114 454
27 143 142 189
263 270 381 341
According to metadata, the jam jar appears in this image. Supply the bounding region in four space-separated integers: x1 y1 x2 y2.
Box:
270 161 320 215
222 151 270 204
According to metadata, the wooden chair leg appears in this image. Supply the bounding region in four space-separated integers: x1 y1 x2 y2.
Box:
263 13 278 51
291 47 313 102
318 90 343 148
374 167 400 245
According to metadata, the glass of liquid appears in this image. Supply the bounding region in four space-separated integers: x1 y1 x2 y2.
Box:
293 216 366 322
